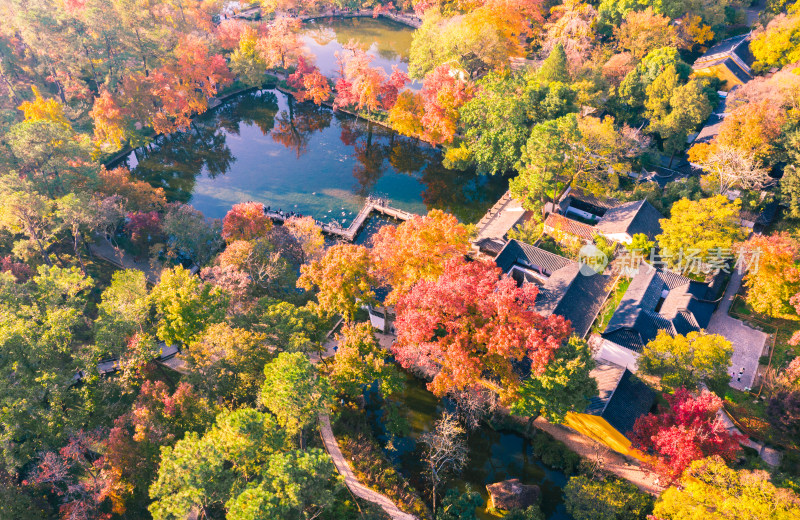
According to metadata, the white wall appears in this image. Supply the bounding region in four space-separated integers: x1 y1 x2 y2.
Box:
595 340 639 372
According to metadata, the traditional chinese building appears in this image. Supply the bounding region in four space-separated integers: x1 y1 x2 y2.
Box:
595 266 718 370
564 360 655 457
494 239 611 338
544 188 663 246
692 33 755 91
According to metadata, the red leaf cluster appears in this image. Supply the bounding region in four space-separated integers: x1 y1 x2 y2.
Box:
333 44 409 112
0 255 32 282
630 388 745 482
420 65 474 145
287 56 332 105
392 258 572 398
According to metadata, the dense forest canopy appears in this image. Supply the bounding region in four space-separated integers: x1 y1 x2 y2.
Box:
1 0 800 519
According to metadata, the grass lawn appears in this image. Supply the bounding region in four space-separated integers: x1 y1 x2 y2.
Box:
592 276 632 333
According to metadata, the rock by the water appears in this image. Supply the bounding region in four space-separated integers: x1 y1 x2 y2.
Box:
486 479 540 511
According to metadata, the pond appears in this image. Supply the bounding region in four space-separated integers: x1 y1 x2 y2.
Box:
366 376 569 520
121 88 505 229
300 16 416 81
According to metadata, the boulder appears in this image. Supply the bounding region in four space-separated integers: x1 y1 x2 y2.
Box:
486 478 540 511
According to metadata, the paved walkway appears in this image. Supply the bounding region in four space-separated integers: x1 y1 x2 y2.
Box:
530 417 663 495
89 238 163 284
472 192 529 252
318 415 418 520
706 268 768 391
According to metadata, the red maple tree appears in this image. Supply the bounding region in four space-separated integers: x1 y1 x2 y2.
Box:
333 43 409 113
630 388 744 482
420 64 474 145
287 55 332 105
370 209 470 304
392 258 572 399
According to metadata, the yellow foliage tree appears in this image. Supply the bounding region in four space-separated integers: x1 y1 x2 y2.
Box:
17 86 69 127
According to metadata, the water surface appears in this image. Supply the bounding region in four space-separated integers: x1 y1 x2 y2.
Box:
301 16 415 79
125 89 506 227
367 376 569 520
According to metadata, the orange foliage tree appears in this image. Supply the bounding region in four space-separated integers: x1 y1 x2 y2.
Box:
287 55 332 104
370 209 470 304
257 16 305 69
334 44 409 113
740 233 800 318
221 202 273 242
420 64 473 145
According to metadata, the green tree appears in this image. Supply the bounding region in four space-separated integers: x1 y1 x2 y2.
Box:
247 297 327 354
149 408 287 520
458 72 533 175
230 29 267 87
645 69 713 155
0 176 60 266
297 243 377 323
185 323 271 404
617 47 691 117
329 322 404 399
512 114 644 212
226 449 342 520
781 165 800 219
640 331 733 390
510 337 598 424
5 118 96 198
260 352 333 446
657 195 745 267
653 456 800 519
436 487 483 520
206 408 286 480
149 266 229 346
510 114 580 213
564 475 654 520
94 269 150 355
162 204 223 266
0 266 98 469
538 43 570 84
628 233 655 254
504 506 546 520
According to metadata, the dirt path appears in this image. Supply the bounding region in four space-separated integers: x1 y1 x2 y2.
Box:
318 415 418 520
531 417 664 495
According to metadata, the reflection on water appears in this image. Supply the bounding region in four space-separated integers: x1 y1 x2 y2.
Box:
367 376 569 520
301 16 415 78
124 89 506 224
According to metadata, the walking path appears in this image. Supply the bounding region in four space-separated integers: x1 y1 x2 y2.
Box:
529 417 663 495
318 415 418 520
265 195 415 241
706 267 768 391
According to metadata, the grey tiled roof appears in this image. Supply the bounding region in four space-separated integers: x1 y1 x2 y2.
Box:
595 200 664 240
586 361 626 415
495 240 610 338
601 266 716 352
494 239 574 275
694 34 753 68
562 186 619 211
586 361 655 437
600 369 656 436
